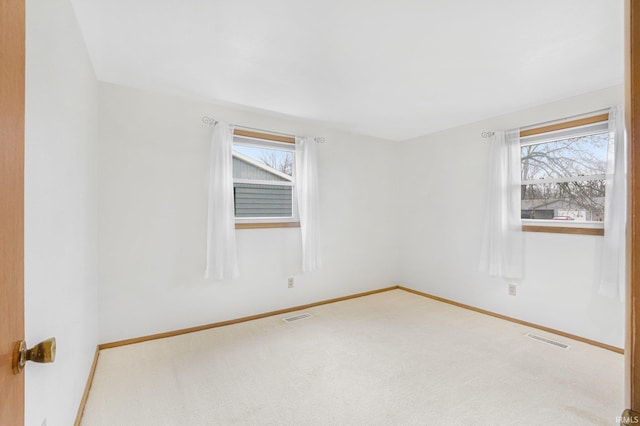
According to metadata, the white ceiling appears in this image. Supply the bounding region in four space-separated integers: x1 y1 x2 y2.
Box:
70 0 623 141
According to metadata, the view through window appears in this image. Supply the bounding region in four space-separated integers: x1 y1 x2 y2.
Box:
520 120 608 224
232 136 296 220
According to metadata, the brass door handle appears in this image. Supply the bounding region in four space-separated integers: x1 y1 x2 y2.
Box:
12 338 56 374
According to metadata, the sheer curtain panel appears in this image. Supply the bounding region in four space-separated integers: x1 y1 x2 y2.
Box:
295 136 322 272
479 129 524 281
599 106 627 301
205 122 239 280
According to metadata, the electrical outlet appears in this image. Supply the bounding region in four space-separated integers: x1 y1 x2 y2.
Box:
288 277 294 288
508 283 517 296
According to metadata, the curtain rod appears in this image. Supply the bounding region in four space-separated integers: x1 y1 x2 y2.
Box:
480 107 611 139
202 116 326 143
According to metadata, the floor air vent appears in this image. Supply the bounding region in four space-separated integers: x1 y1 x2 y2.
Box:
283 313 313 323
526 333 570 350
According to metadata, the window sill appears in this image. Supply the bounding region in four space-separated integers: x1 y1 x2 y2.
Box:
235 222 300 230
522 225 604 236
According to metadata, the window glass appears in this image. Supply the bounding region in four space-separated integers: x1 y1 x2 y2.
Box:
233 145 293 177
520 125 608 223
232 137 296 221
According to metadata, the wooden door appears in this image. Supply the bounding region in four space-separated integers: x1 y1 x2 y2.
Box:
0 0 25 424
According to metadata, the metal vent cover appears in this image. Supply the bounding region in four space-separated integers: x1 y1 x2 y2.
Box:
526 333 570 350
282 313 313 323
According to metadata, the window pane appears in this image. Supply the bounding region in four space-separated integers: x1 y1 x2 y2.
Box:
233 145 293 177
234 183 293 218
232 140 295 220
521 132 608 181
521 181 605 222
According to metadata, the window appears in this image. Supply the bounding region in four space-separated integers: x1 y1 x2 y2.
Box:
232 130 299 227
520 114 609 234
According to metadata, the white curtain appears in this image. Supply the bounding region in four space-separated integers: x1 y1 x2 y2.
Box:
205 122 239 280
599 106 627 301
479 129 524 281
295 136 322 272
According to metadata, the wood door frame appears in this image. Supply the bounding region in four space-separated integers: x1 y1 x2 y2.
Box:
627 0 640 416
0 0 26 424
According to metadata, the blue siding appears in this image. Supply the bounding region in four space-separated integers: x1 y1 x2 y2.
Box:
234 183 292 217
232 155 293 218
233 157 290 181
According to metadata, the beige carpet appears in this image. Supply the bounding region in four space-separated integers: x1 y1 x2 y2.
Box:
80 289 623 425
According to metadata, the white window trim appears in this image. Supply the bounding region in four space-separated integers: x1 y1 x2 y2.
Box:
234 178 293 186
521 174 605 185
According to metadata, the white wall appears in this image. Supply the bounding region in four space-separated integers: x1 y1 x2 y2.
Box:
396 85 625 348
96 83 397 343
24 0 99 425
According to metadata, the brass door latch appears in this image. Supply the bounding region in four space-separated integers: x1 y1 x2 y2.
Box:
12 338 56 374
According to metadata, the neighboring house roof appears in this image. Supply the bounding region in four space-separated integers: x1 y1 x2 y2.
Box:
232 151 292 182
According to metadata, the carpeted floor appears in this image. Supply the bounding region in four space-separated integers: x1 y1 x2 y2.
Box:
80 289 623 425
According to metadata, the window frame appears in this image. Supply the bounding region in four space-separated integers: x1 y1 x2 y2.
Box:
231 129 300 230
519 113 609 236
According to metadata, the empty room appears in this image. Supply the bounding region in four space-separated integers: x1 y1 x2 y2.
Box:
2 0 639 425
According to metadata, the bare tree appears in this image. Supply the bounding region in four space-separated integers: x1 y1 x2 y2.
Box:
520 133 607 219
260 152 293 176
